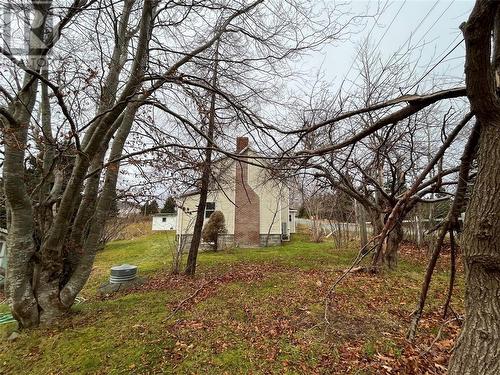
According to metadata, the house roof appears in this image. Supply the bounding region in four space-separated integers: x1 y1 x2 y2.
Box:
152 213 177 217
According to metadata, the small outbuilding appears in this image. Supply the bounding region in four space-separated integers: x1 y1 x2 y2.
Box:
152 213 177 231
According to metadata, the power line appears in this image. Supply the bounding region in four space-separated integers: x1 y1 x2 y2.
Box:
381 0 459 94
387 0 442 61
339 0 391 88
332 0 458 106
405 37 464 94
342 0 408 97
372 0 407 51
351 0 459 97
411 0 456 49
381 0 454 81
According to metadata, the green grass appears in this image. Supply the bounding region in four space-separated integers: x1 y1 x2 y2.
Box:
0 232 464 374
82 232 175 293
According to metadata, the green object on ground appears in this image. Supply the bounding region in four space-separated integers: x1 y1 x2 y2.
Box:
0 313 15 325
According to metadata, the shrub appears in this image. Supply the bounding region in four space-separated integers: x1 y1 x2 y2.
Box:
202 210 226 250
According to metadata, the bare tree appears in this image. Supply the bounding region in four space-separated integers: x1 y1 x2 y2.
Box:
280 1 497 371
290 44 466 270
184 38 220 276
0 0 272 327
0 0 361 326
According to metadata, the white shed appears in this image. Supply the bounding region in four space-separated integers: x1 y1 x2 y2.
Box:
152 213 177 231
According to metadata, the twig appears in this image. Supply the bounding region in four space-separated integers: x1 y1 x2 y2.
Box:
165 278 216 320
420 317 461 356
323 238 380 325
443 229 457 318
407 120 480 341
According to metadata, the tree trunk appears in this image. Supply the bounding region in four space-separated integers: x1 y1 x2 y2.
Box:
384 221 403 270
358 204 368 249
60 105 139 306
185 40 220 276
2 0 155 327
449 2 500 372
2 1 54 327
184 184 210 276
36 270 67 325
448 124 500 374
368 208 384 264
415 215 422 248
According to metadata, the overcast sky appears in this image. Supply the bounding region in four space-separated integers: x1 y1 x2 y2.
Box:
300 0 474 92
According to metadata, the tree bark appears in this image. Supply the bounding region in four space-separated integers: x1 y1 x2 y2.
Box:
384 221 403 270
448 123 500 374
449 1 500 373
60 104 139 306
2 1 52 328
368 207 384 265
414 215 422 248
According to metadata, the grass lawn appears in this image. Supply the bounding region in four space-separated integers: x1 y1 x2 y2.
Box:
0 231 463 374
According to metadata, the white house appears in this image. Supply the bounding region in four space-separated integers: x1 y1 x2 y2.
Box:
176 137 296 249
152 213 177 231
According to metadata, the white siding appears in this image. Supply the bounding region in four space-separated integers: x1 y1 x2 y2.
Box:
176 188 236 235
152 215 177 231
175 150 290 238
246 153 286 235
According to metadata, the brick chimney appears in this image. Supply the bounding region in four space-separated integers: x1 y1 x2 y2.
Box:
234 135 260 247
236 137 249 153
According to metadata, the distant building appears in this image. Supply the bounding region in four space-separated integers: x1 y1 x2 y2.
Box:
176 137 296 249
152 213 177 231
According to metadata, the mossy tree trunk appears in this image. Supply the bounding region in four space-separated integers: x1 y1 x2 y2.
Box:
2 0 155 327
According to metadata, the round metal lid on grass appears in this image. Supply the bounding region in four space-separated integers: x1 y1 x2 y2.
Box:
110 264 138 284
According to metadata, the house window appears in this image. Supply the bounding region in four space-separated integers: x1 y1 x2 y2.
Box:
205 202 215 218
289 214 292 221
162 217 167 222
